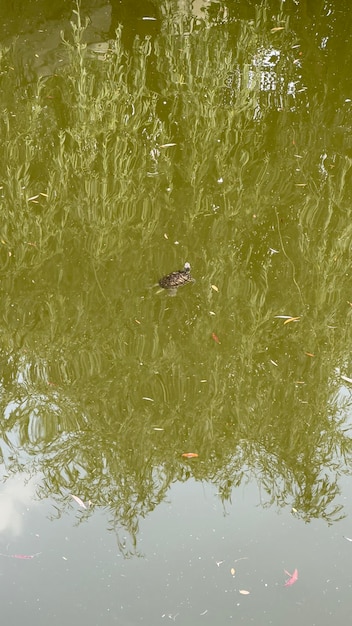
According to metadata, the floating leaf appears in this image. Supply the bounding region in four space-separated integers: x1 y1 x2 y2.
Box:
283 316 300 325
159 143 177 148
284 568 298 586
239 589 250 595
181 452 199 458
230 568 236 576
70 494 87 509
305 352 315 357
271 26 285 32
341 375 352 384
344 536 352 542
212 332 221 344
142 397 154 402
211 284 219 292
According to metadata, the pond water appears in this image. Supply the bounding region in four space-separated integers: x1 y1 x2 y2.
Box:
1 0 352 624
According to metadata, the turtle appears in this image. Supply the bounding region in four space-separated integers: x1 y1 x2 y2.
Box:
158 262 194 291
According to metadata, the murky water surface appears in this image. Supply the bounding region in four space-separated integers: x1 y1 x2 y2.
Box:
1 1 352 624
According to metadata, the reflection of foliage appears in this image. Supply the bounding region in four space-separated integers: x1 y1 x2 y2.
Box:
0 1 352 553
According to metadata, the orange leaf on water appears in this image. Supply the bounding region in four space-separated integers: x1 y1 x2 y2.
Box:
181 452 199 458
212 332 221 344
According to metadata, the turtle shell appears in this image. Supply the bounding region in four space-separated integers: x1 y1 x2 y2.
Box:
159 262 193 289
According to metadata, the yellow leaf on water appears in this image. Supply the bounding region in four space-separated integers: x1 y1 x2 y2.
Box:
211 284 219 292
283 316 300 325
230 568 236 576
271 26 285 32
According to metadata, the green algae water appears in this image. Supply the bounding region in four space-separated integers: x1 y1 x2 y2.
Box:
1 1 352 624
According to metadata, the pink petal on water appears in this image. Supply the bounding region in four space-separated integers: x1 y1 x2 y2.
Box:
13 554 36 559
284 568 298 586
0 552 41 559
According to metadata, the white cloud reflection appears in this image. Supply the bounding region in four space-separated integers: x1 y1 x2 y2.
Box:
0 475 37 536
